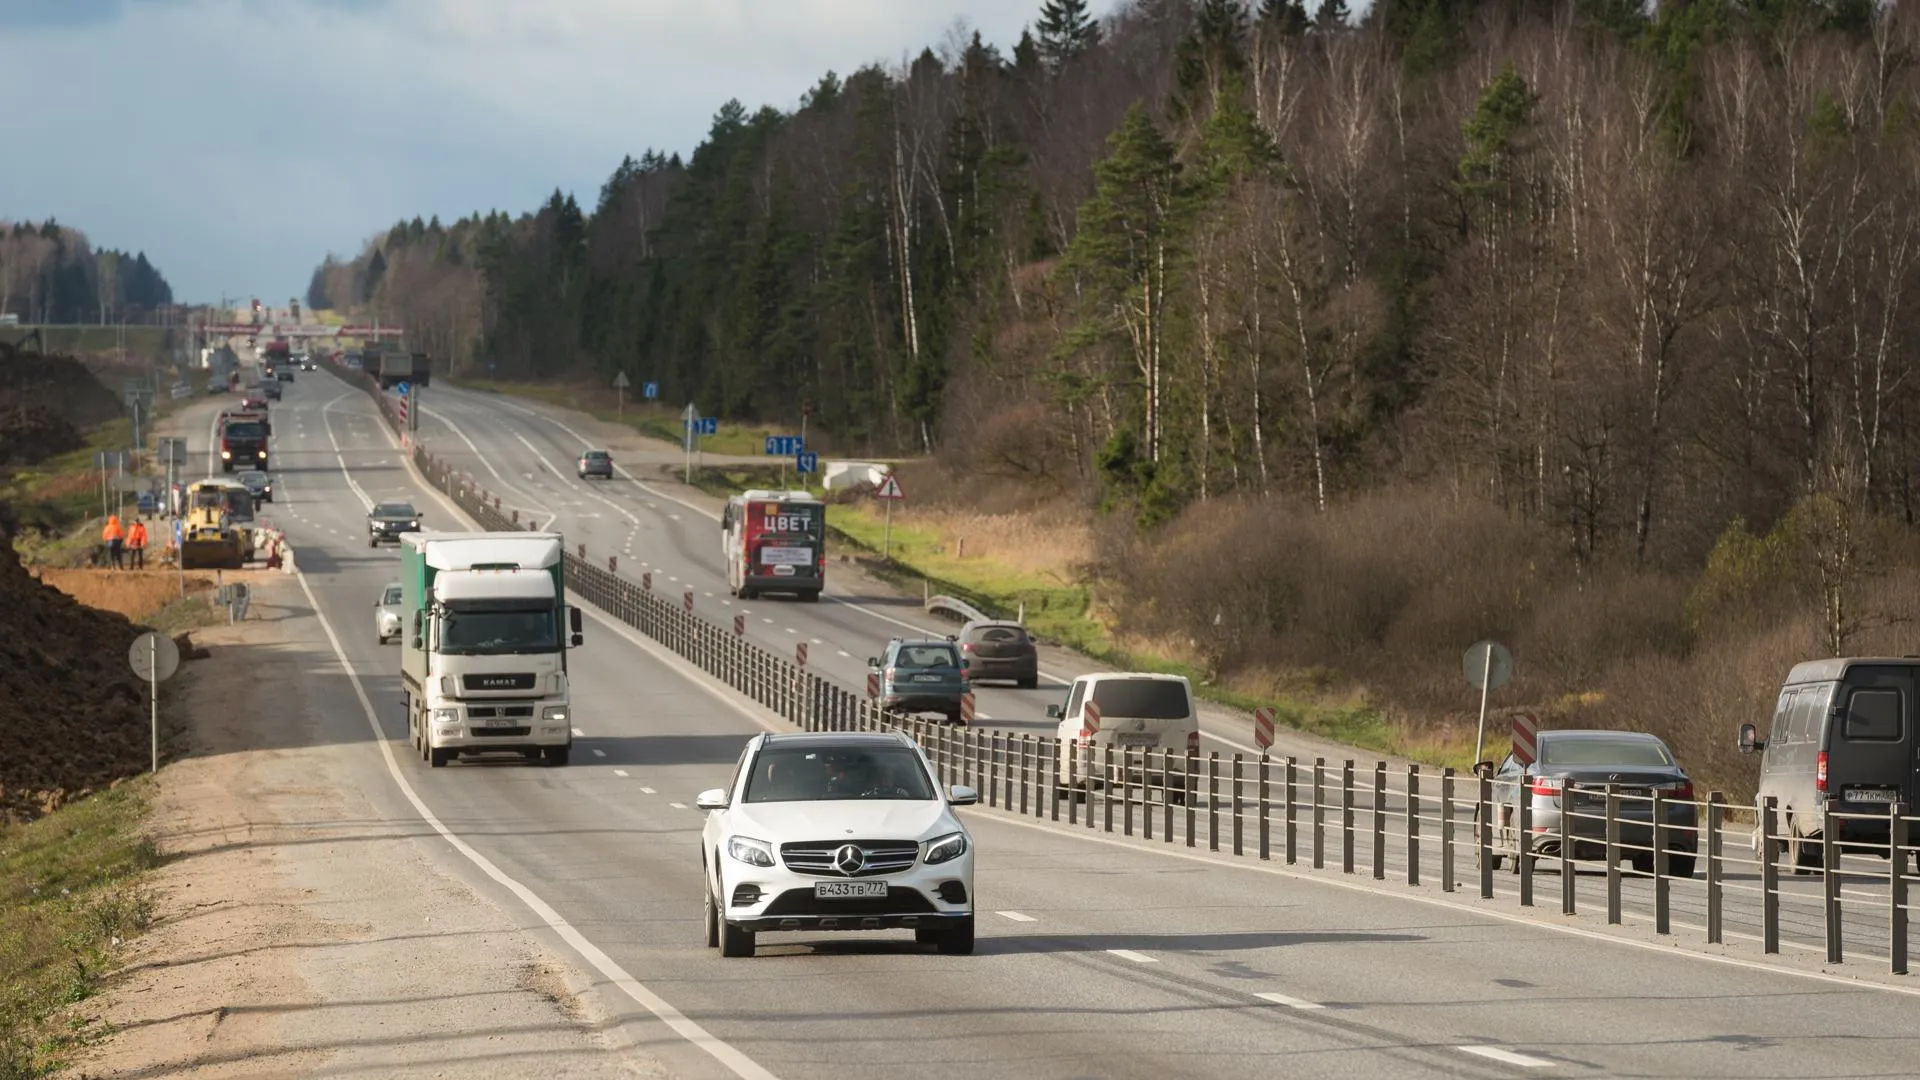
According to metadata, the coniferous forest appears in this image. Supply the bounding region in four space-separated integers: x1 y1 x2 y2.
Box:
314 0 1920 783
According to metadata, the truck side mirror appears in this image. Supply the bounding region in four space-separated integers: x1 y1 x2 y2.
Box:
571 633 584 647
1738 723 1763 754
569 606 583 635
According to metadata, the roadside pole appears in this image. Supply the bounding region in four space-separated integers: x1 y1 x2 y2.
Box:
1464 640 1512 765
130 631 180 775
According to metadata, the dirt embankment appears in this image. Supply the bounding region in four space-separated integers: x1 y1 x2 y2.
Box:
0 505 197 822
0 341 123 466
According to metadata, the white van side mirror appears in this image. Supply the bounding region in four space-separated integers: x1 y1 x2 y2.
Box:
1737 724 1764 754
1046 704 1062 719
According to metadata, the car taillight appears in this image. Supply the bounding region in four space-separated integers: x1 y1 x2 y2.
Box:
1660 779 1694 800
960 642 973 651
1187 731 1200 753
1530 776 1564 798
1816 751 1828 793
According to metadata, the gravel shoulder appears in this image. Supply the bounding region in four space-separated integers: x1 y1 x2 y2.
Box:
70 575 669 1079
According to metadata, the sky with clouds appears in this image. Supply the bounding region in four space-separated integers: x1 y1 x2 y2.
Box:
0 0 1116 306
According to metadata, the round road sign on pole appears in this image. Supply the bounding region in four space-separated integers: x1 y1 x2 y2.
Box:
1253 706 1277 751
1462 641 1513 691
796 642 808 667
130 631 179 776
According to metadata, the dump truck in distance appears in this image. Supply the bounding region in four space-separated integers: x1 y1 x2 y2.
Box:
376 349 431 390
217 409 270 472
399 532 580 768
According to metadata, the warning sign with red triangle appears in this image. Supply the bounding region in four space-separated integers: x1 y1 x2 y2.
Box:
874 474 906 500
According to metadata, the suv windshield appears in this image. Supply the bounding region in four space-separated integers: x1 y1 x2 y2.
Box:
1089 680 1190 719
381 586 402 605
439 609 557 655
373 503 415 518
894 644 959 670
743 744 936 802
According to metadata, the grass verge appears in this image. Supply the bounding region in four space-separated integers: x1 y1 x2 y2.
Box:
450 378 778 457
0 783 157 1079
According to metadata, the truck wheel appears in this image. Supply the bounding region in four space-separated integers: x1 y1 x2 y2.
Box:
544 746 570 767
718 918 755 958
429 748 450 768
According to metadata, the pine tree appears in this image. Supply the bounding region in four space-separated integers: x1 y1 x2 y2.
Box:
1178 0 1251 105
1258 0 1310 35
1035 0 1101 71
1312 0 1349 31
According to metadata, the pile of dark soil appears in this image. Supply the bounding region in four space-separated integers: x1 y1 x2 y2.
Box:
0 341 122 435
0 406 82 466
0 503 162 821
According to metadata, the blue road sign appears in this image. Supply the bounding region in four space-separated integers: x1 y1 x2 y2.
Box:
796 451 819 475
699 417 717 436
394 381 410 395
643 381 659 400
764 435 804 455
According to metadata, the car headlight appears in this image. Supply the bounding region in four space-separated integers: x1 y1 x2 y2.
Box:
431 709 458 725
408 520 419 528
220 450 232 458
924 831 968 865
727 836 775 867
542 707 568 723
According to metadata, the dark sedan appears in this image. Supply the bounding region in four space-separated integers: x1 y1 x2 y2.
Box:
367 501 421 547
957 620 1039 688
1485 730 1698 878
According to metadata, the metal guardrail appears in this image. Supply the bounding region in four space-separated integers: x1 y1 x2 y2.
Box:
925 594 989 625
334 360 1920 977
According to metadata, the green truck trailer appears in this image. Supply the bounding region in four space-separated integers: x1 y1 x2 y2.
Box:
398 532 582 767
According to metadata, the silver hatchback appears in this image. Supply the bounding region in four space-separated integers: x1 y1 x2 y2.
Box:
1486 730 1698 878
374 582 403 644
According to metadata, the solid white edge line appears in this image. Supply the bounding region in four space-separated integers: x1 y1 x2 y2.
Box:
289 569 779 1080
995 911 1037 923
960 805 1920 1001
1456 1046 1555 1068
1107 949 1157 963
1254 992 1325 1011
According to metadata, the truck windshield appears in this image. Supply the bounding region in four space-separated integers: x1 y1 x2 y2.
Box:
224 422 265 440
439 609 557 655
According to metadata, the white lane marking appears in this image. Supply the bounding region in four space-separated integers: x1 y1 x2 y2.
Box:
669 802 689 809
1255 992 1325 1011
641 787 658 795
762 618 774 624
614 769 630 778
592 749 607 758
1108 949 1157 963
320 392 376 510
1457 1047 1554 1068
571 727 585 737
811 638 823 645
995 911 1036 923
288 574 778 1080
784 627 796 634
512 431 644 531
837 650 850 658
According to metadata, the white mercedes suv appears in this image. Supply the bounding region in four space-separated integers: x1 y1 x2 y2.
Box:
696 731 978 958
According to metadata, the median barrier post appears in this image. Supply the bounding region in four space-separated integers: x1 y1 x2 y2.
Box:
1478 774 1495 900
1068 742 1078 826
1406 765 1420 887
1761 797 1781 953
1890 803 1908 975
1101 744 1114 833
1258 756 1270 861
1312 759 1326 869
1706 793 1725 945
1518 788 1534 907
1823 803 1842 963
1186 750 1199 848
1605 785 1622 924
1653 788 1670 934
1019 736 1031 816
1286 758 1299 865
1561 782 1578 915
1371 762 1386 880
1207 753 1219 852
1441 769 1455 894
1341 761 1356 875
1121 750 1135 837
1162 748 1174 842
1232 756 1244 857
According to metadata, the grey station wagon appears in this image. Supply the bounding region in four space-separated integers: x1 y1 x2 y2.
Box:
1740 657 1920 871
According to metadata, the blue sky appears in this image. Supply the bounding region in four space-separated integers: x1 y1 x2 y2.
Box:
0 0 1114 306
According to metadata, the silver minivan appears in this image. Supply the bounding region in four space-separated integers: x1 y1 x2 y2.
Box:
1739 658 1919 870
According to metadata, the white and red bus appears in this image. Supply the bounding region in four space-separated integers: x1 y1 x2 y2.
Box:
722 489 826 601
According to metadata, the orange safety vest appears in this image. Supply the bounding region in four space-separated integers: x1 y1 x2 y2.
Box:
102 517 124 542
127 523 147 549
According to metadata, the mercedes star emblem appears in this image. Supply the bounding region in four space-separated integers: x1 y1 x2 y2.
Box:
834 844 866 874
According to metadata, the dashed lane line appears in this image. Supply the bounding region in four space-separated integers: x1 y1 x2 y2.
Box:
614 770 630 778
1108 949 1157 964
1255 992 1326 1011
1456 1047 1554 1068
669 802 689 810
641 787 658 795
995 911 1037 923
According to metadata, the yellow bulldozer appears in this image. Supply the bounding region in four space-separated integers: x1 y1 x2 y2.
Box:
178 479 255 570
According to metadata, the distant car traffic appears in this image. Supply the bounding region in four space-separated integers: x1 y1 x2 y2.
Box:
869 638 970 724
367 501 421 547
261 379 282 400
696 731 978 958
577 449 613 479
236 470 273 505
375 581 404 644
1486 730 1697 878
135 491 158 517
956 620 1039 688
276 366 294 382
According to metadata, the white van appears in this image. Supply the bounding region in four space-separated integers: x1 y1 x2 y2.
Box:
1048 673 1200 792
